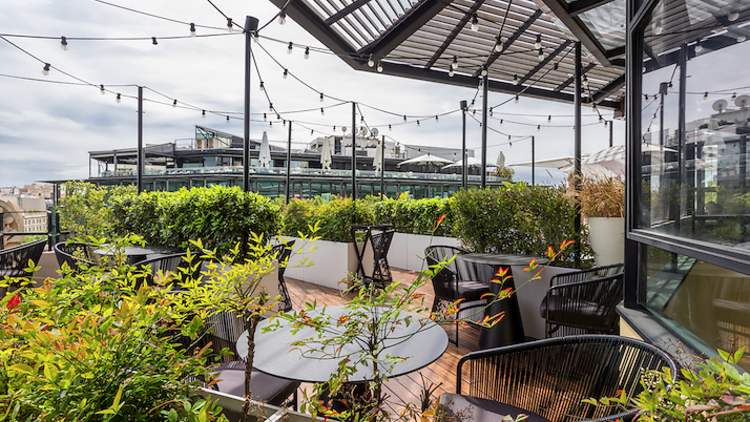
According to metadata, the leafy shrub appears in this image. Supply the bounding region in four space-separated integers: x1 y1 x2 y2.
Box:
281 196 374 242
370 193 455 237
59 181 136 238
452 183 590 264
110 186 281 254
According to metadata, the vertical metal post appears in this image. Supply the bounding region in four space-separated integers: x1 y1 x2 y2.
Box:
137 86 143 193
659 82 668 147
352 102 357 199
0 213 4 250
244 16 259 193
609 120 614 147
380 135 385 199
531 136 536 186
461 100 468 190
286 121 292 203
677 43 688 233
574 42 582 265
481 72 489 189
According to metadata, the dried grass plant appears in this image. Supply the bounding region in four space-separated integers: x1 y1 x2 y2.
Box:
571 176 625 218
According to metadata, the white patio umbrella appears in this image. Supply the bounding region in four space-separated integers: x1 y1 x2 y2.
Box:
320 137 333 170
511 155 620 178
258 131 272 168
496 151 506 168
583 143 676 175
396 153 453 167
372 142 383 172
441 156 485 170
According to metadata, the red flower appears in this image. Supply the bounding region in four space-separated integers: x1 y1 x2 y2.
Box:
435 214 447 229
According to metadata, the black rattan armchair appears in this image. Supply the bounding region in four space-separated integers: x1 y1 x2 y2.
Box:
270 240 296 313
0 239 46 297
444 335 677 422
425 245 489 347
200 310 300 407
370 229 395 287
53 242 96 274
540 263 625 338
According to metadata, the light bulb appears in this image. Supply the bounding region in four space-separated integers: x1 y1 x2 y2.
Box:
283 120 286 127
321 108 325 115
538 48 544 60
377 62 383 73
548 115 551 122
535 34 541 49
100 84 105 95
388 124 392 131
508 135 511 142
190 23 196 37
287 42 293 54
537 125 540 131
270 121 273 127
269 103 273 111
554 62 559 70
669 82 674 90
583 76 588 87
260 82 265 91
116 93 121 103
202 110 206 118
276 114 280 120
471 14 478 31
311 129 314 135
304 46 310 59
333 126 336 132
320 92 324 102
449 68 454 77
515 95 519 103
152 37 158 45
654 23 663 35
283 69 288 79
729 11 739 21
695 42 704 54
42 63 50 76
739 35 747 43
263 113 267 121
227 116 230 123
513 74 518 85
279 10 286 25
599 116 603 122
361 116 364 123
403 115 407 122
172 99 177 107
435 115 439 122
417 120 420 127
472 110 476 115
703 92 708 100
227 18 233 32
733 92 737 101
481 67 487 76
604 120 608 127
452 56 458 70
489 108 493 117
499 119 503 126
61 36 68 51
495 36 503 52
368 54 375 67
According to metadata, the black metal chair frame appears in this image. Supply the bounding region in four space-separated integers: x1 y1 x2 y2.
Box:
542 263 625 338
0 239 47 297
270 240 295 313
425 245 489 347
351 224 395 289
53 241 96 274
134 252 189 288
455 335 678 422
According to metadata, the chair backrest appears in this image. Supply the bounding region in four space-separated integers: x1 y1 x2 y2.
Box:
271 240 296 313
135 252 189 287
371 230 395 284
53 242 95 273
550 263 624 287
457 335 678 422
546 272 625 337
0 239 46 274
425 245 468 277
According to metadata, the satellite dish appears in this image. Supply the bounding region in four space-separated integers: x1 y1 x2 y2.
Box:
370 128 379 137
359 127 368 137
735 95 750 108
712 99 728 112
342 126 347 133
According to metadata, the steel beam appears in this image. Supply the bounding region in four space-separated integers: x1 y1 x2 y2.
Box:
425 0 486 69
554 62 596 91
325 0 375 25
474 9 542 77
518 40 571 85
591 73 625 103
568 0 617 16
536 0 611 65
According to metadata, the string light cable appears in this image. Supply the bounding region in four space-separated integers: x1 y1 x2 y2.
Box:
90 0 228 31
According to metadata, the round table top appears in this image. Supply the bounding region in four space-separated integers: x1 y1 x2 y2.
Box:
460 252 549 267
239 306 448 384
94 245 180 257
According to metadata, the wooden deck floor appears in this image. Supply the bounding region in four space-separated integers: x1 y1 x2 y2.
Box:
284 269 483 416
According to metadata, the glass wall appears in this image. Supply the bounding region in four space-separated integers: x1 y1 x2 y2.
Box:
629 0 750 362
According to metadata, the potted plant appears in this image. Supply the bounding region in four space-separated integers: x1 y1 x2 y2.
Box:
572 176 625 267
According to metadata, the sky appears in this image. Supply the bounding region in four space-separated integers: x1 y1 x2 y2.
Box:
0 0 625 188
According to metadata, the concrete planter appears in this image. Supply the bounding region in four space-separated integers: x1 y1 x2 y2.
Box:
198 388 325 422
284 238 373 291
587 217 625 267
511 265 577 339
387 233 460 271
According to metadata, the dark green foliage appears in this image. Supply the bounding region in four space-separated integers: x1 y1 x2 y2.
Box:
370 194 455 237
280 196 374 242
110 186 280 254
452 183 591 264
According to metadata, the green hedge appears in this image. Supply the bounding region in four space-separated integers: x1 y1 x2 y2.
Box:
452 183 590 264
109 186 280 253
370 194 455 237
281 196 374 242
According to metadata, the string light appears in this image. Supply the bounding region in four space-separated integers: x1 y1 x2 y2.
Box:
703 91 708 100
283 119 286 126
548 115 551 122
116 93 121 103
499 119 503 126
732 92 737 101
368 54 375 67
604 120 608 128
172 99 177 107
537 125 540 131
260 81 265 91
100 84 105 95
669 82 673 90
263 113 267 121
495 36 503 52
514 95 519 103
278 10 286 25
449 68 454 77
42 63 50 76
513 74 518 85
538 48 544 60
403 115 407 122
227 115 230 123
554 62 559 70
435 115 439 122
452 56 458 70
377 62 383 73
583 75 588 87
276 114 280 120
227 18 233 32
190 23 196 37
321 107 324 115
535 34 541 49
471 14 479 31
287 42 293 54
599 116 603 122
320 92 324 102
270 121 273 126
481 67 487 77
304 46 310 59
417 120 420 126
269 103 273 111
695 41 704 54
152 37 158 45
361 115 365 123
61 36 68 51
311 129 314 135
283 69 288 78
388 124 392 131
489 107 493 117
333 125 336 131
202 110 206 118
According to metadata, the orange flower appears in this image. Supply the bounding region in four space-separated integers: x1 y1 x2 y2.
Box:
435 214 448 229
6 293 20 311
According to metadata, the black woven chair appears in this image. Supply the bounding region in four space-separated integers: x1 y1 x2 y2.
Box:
370 229 395 287
445 335 677 422
540 263 625 338
200 310 300 407
425 245 489 347
53 242 97 274
270 240 296 313
134 252 189 288
0 239 47 297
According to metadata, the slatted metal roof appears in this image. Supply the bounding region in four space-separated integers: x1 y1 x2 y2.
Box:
267 0 627 109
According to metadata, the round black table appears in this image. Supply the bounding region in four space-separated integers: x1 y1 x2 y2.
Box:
237 306 448 383
94 245 180 264
459 253 549 349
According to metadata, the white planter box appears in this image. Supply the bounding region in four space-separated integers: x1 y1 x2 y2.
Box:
388 232 460 271
511 265 578 340
199 388 325 422
588 217 625 267
284 238 373 291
